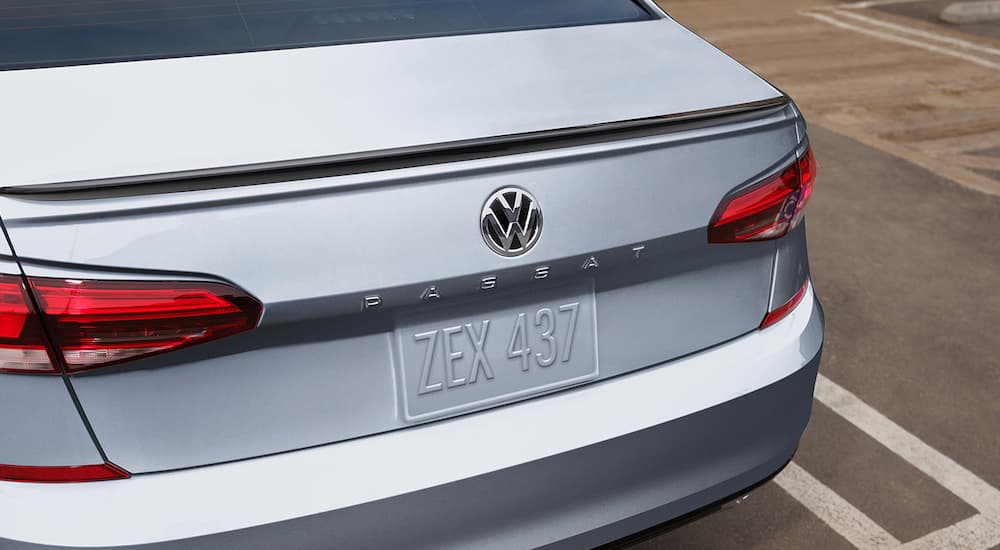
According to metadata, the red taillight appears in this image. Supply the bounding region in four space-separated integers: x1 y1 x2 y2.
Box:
760 279 809 330
0 274 58 373
0 462 129 483
0 274 262 373
709 147 817 243
31 278 263 372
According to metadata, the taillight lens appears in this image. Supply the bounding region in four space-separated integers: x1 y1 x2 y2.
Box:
0 275 262 373
31 278 263 372
0 274 58 373
709 147 817 243
760 279 809 330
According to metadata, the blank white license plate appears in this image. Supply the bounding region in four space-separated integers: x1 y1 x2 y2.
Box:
394 282 599 422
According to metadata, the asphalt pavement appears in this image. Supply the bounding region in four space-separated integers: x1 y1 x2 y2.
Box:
625 1 1000 548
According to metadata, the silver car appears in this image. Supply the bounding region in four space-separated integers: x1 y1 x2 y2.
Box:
0 1 823 548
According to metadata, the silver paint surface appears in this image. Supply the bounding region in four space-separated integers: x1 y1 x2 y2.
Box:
0 9 814 499
0 19 779 188
0 105 803 473
0 6 823 548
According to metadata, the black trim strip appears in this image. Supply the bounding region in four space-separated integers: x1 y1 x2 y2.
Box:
3 96 789 199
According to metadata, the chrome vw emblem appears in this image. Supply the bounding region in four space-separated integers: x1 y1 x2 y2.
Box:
481 187 543 257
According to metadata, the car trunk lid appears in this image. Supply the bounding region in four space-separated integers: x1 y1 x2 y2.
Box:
0 17 780 191
0 18 800 473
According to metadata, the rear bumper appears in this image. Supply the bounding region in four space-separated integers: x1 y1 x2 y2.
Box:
0 285 823 550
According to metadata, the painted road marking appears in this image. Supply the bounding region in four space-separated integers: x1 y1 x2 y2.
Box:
773 374 1000 549
832 9 1000 56
800 11 1000 71
842 0 934 8
775 462 900 549
814 374 1000 519
796 2 1000 196
898 515 1000 549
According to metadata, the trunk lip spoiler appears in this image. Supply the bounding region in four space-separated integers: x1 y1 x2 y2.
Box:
2 96 789 198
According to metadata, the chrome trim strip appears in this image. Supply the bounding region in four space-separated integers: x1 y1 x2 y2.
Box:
637 0 672 19
2 96 789 197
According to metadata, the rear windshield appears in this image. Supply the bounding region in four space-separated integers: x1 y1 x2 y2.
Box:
0 0 652 71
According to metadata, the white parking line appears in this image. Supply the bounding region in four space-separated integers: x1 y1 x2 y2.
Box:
841 0 931 8
777 374 1000 549
832 9 1000 56
898 515 1000 550
775 462 900 549
814 374 1000 519
800 11 1000 70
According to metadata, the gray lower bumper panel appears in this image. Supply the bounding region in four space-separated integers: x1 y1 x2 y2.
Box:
9 353 821 550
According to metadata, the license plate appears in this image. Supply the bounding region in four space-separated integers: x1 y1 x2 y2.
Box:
394 282 599 422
